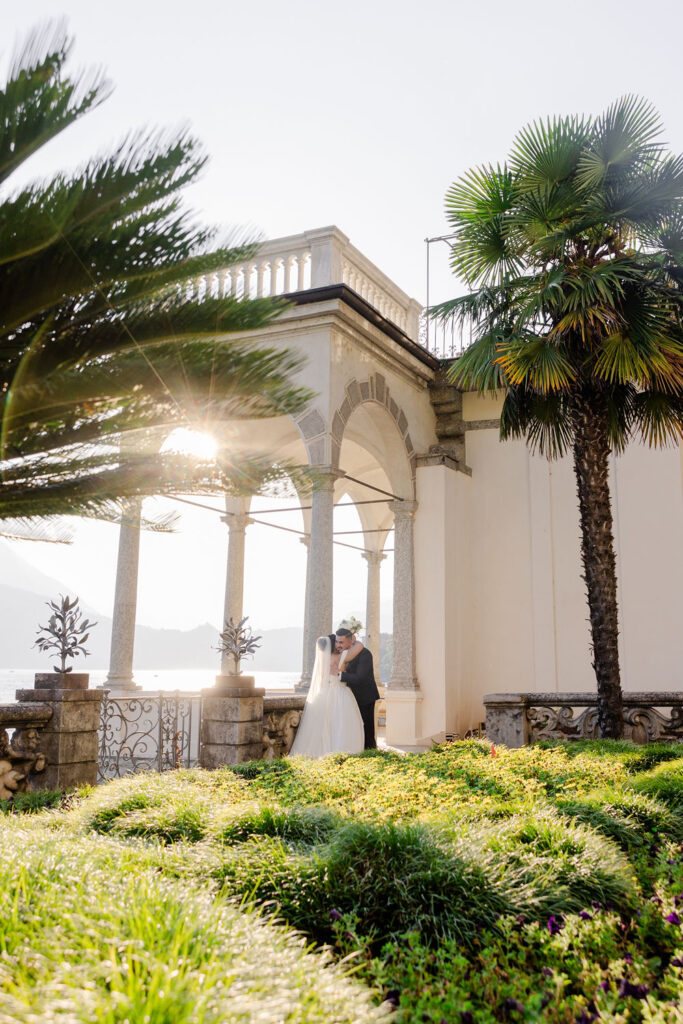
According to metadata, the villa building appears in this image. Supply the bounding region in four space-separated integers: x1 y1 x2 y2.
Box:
107 227 683 749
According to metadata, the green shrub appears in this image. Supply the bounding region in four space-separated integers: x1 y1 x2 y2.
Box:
630 759 683 810
217 819 513 950
217 804 339 846
0 827 390 1023
0 788 63 814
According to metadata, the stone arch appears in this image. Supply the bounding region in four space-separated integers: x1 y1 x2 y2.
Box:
330 372 416 493
292 405 328 466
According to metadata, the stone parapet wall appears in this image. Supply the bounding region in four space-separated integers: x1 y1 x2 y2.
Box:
484 691 683 748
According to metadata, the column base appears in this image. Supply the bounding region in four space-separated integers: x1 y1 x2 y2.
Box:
384 688 426 748
103 676 142 694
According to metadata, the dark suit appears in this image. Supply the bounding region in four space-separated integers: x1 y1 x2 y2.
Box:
340 648 380 749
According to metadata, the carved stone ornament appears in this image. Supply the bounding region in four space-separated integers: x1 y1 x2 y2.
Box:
485 692 683 748
0 727 47 800
262 708 303 760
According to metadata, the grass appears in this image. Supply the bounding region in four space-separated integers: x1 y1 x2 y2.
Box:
0 740 682 1022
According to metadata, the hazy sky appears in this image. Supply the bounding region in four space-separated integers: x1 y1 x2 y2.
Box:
4 0 683 636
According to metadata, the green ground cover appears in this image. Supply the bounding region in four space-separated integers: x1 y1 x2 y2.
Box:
1 740 683 1022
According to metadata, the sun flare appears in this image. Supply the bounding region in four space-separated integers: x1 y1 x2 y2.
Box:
162 428 218 460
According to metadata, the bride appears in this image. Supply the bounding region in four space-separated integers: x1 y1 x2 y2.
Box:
289 635 364 757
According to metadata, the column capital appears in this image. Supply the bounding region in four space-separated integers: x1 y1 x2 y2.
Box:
220 513 254 532
309 466 346 492
388 499 418 519
362 550 387 566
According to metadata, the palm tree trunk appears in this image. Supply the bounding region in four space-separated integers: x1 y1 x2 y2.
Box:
571 393 624 738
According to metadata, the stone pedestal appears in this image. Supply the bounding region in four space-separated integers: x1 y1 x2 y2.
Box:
199 677 265 767
17 674 103 789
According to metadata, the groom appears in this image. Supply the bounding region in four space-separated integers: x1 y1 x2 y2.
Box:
336 626 380 749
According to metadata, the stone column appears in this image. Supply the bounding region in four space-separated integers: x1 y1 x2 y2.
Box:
298 470 337 689
298 536 311 687
388 500 419 689
219 512 253 673
362 550 386 662
106 498 142 693
17 675 103 790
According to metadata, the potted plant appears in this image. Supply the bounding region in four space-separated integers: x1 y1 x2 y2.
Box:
214 616 263 694
33 595 97 689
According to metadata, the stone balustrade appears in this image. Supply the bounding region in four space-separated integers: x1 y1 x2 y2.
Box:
194 225 422 342
0 703 52 799
484 692 683 748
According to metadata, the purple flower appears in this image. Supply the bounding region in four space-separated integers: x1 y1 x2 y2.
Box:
623 953 633 964
542 967 553 978
675 895 682 907
503 996 525 1013
460 1014 474 1024
650 896 663 906
575 1002 599 1024
547 915 564 935
591 901 603 911
600 981 610 993
618 979 650 999
671 957 683 968
579 910 593 921
329 908 343 922
666 911 682 925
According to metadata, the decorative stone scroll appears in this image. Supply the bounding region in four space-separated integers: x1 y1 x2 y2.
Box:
0 704 52 799
262 695 306 759
484 692 683 748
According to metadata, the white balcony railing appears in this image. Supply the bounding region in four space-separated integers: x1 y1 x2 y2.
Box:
194 226 423 344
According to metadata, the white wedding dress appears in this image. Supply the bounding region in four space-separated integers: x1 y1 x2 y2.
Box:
289 636 364 758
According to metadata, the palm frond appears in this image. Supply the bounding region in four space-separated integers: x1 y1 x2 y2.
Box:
499 386 574 458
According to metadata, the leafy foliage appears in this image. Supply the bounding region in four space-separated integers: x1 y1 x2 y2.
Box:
33 593 96 673
1 741 683 1020
0 24 313 530
434 95 683 455
215 616 262 673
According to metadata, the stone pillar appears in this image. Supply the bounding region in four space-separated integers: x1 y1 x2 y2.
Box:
199 690 265 766
106 498 142 693
298 470 337 689
17 674 103 789
385 500 424 748
298 535 311 687
220 512 252 673
388 500 418 689
362 550 386 661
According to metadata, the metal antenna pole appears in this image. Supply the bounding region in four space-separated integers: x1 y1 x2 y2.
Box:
425 237 430 352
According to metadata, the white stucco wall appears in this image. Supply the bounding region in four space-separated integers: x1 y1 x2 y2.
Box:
421 392 683 739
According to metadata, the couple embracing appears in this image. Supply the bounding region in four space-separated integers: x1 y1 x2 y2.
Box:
290 625 380 758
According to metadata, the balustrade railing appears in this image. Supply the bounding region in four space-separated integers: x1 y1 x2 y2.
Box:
97 690 201 782
484 692 683 748
193 226 423 343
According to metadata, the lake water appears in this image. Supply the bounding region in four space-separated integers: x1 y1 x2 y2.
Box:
0 668 299 704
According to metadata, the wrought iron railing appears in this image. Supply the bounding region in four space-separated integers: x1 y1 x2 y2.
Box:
97 690 201 782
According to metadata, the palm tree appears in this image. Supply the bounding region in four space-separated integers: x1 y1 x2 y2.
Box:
432 97 683 738
0 24 312 536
